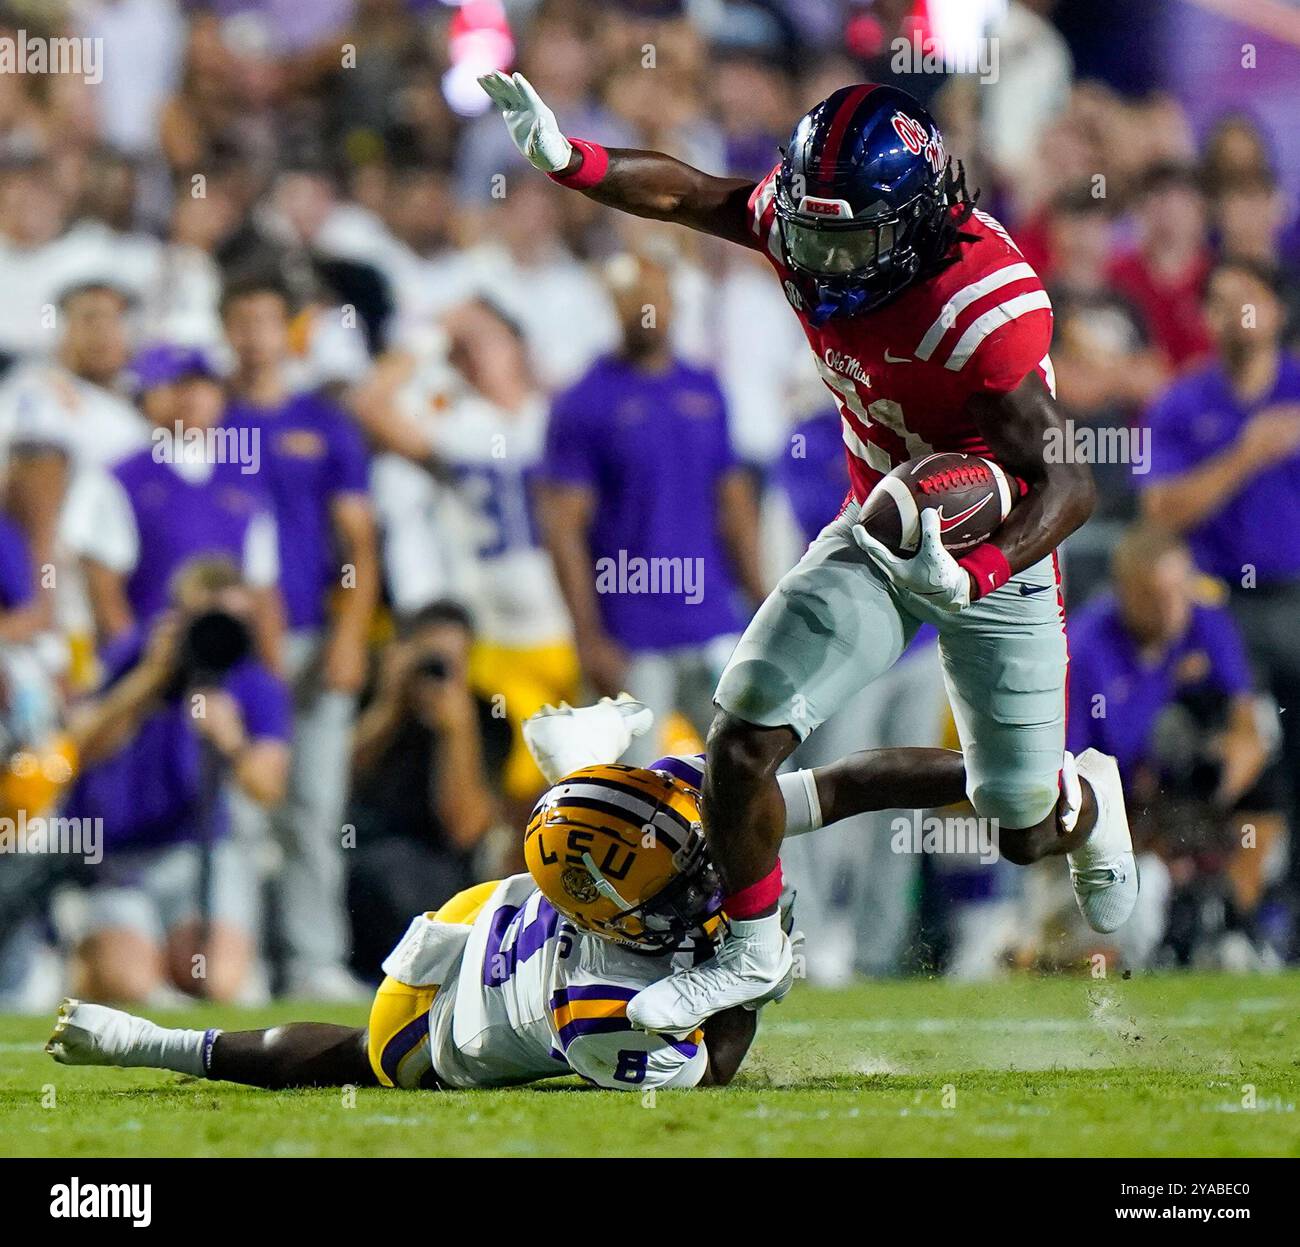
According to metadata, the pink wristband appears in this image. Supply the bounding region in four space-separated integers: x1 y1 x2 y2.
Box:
723 861 783 919
958 544 1012 601
547 139 609 189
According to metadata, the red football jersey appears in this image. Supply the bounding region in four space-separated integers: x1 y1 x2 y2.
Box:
748 165 1055 505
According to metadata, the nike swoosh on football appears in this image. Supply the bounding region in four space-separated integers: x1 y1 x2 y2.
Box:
884 350 911 363
936 493 992 532
1018 582 1052 595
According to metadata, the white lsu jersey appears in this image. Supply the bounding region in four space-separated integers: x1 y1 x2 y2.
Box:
388 357 571 648
421 874 709 1091
0 362 148 479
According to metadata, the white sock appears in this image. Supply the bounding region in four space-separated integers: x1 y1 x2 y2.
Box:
777 769 823 837
728 911 785 950
1059 751 1082 836
120 1019 219 1077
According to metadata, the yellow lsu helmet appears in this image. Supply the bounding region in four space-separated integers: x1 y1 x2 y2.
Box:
524 762 723 954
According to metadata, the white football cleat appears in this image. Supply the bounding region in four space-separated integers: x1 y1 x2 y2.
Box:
46 999 147 1067
523 694 654 784
627 915 792 1037
1066 749 1139 933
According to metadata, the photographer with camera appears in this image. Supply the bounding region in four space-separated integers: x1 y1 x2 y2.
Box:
346 600 510 975
61 558 290 1005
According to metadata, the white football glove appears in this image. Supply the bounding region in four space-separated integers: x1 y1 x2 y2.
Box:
522 694 654 784
478 70 573 174
853 507 975 613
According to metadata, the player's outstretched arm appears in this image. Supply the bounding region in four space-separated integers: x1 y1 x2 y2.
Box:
479 71 756 246
572 147 757 246
779 747 968 838
967 372 1097 576
814 747 967 828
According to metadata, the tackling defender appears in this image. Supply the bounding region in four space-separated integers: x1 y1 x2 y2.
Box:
480 73 1138 1035
48 700 967 1092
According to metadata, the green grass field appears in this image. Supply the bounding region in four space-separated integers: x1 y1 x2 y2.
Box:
3 971 1297 1157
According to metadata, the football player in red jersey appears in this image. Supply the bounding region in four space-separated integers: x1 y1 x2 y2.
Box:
481 72 1138 1035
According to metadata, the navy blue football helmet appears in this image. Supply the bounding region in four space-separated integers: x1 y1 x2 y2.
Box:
775 84 971 325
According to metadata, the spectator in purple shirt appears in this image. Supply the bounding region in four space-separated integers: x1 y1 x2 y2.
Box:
1141 260 1300 589
63 559 290 1004
220 272 378 999
1067 525 1278 963
775 405 851 548
62 343 284 664
1140 259 1300 950
539 254 765 764
1068 526 1268 805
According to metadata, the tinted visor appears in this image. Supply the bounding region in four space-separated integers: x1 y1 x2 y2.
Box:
781 217 896 277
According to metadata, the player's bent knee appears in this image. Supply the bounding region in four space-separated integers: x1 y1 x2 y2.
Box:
706 710 795 786
969 777 1058 861
713 656 801 732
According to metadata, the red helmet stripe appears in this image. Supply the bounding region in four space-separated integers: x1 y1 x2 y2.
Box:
816 84 878 181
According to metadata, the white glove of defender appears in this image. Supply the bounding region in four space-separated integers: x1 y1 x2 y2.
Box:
853 507 974 613
478 70 573 174
522 694 654 784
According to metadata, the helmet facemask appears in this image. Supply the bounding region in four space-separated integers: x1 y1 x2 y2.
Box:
582 830 723 955
776 158 956 324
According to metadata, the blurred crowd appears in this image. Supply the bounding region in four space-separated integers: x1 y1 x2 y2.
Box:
1 0 1299 1010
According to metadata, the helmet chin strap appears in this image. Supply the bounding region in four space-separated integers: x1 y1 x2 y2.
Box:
581 851 636 913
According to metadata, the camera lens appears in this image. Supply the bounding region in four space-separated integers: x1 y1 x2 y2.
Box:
416 656 450 681
181 610 253 679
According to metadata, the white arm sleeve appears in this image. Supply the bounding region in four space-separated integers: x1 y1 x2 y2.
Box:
60 468 139 574
778 767 824 837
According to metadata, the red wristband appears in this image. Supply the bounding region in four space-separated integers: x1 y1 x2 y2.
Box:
547 139 609 189
958 543 1012 601
723 861 783 920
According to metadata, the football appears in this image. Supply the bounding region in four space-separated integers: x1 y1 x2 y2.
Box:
858 453 1021 556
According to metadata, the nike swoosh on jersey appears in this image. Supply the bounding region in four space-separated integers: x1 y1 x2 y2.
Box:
1017 582 1052 595
883 350 911 363
936 493 993 532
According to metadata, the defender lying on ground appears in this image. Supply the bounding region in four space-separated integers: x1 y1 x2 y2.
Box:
48 698 964 1090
